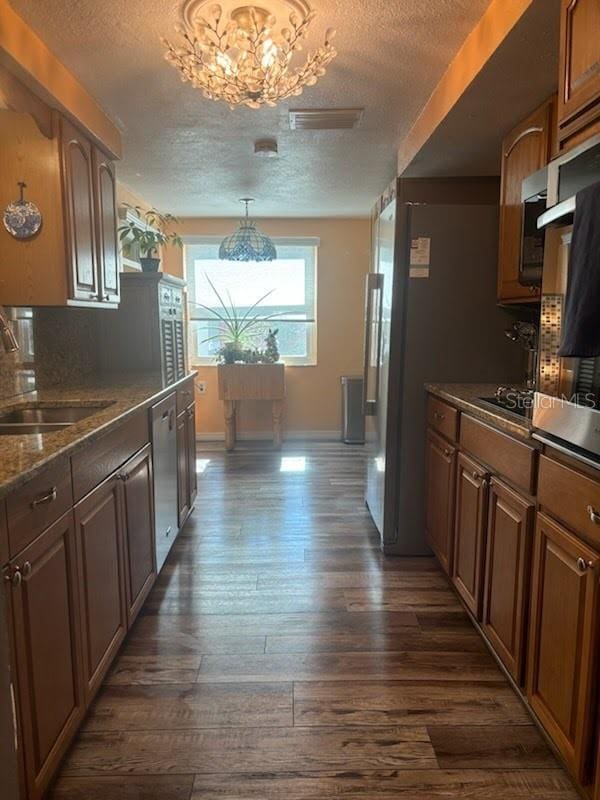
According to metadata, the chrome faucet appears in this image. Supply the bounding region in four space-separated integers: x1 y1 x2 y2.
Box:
0 306 19 353
504 321 538 390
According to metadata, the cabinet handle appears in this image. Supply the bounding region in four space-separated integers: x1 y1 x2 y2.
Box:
434 412 446 421
444 448 452 457
481 478 488 491
117 472 130 482
21 562 32 579
587 505 600 525
5 568 21 587
577 557 594 573
31 487 57 508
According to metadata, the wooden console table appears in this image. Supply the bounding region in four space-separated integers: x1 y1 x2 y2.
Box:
217 364 285 451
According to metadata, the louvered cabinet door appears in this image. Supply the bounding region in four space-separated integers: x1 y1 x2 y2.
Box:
174 318 186 380
161 318 176 385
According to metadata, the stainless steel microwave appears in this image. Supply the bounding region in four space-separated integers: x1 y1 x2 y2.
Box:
533 135 600 463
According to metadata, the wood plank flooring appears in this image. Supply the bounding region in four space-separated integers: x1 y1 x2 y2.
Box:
49 442 578 799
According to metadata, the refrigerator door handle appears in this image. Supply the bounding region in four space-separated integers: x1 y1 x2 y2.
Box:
362 272 384 416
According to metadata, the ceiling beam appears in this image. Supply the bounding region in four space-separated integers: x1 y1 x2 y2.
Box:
0 0 122 158
397 0 534 175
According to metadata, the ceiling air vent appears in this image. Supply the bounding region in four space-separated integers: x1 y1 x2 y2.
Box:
289 108 364 130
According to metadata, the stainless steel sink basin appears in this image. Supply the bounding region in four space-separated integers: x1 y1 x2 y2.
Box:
0 402 114 435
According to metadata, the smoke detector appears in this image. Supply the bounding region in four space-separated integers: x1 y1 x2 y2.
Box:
289 108 364 130
254 138 279 157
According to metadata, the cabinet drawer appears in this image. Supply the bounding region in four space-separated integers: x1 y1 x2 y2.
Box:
176 376 195 413
6 458 73 557
460 415 536 494
426 396 459 442
71 410 149 502
538 455 600 547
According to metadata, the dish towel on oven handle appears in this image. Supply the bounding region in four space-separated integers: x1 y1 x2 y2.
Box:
558 180 600 357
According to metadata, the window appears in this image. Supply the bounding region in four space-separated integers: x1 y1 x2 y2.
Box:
185 238 318 365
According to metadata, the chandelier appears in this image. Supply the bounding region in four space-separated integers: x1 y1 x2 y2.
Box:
162 0 337 109
219 199 277 261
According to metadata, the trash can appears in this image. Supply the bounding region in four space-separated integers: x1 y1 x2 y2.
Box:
341 376 365 444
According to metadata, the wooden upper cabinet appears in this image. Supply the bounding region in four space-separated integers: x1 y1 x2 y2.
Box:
527 512 600 783
497 97 555 303
482 478 534 684
60 117 99 303
558 0 600 151
7 512 84 800
452 453 489 619
425 429 456 575
93 147 120 304
0 108 118 307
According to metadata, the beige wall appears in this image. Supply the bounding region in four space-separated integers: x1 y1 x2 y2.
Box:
165 217 371 438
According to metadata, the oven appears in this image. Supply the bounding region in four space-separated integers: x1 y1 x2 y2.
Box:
533 134 600 463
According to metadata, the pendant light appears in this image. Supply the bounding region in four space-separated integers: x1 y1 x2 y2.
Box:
219 199 277 262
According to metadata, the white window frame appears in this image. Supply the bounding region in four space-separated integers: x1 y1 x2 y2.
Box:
184 236 318 367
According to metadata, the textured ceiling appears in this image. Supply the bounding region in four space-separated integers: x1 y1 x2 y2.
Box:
10 0 492 217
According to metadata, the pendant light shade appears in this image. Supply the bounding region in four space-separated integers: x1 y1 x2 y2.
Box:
219 199 277 262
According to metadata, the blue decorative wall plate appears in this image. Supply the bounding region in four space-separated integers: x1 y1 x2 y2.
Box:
3 183 43 240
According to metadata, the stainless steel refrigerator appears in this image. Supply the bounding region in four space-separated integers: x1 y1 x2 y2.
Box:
364 178 525 554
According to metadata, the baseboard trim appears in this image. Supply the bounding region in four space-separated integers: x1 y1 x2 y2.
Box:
196 430 341 442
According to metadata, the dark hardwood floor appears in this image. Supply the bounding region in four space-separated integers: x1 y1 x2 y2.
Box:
49 442 578 799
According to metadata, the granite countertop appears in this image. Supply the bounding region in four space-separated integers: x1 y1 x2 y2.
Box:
425 382 534 441
0 372 196 498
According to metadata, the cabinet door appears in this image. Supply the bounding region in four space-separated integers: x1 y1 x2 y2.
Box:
497 98 554 303
177 410 190 528
8 512 83 800
425 429 456 575
120 444 156 626
558 0 600 148
186 403 197 510
60 118 98 302
452 453 488 618
93 147 120 304
74 475 127 702
482 478 534 683
527 512 599 782
174 318 186 380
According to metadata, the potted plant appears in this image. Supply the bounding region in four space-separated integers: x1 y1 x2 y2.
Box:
118 205 183 272
195 276 280 364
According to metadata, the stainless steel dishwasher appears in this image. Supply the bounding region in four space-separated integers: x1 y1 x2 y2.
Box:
151 392 178 571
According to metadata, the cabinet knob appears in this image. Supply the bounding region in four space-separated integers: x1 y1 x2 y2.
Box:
444 448 451 457
21 562 32 579
5 568 22 587
434 412 446 421
117 472 130 482
587 505 600 525
576 557 594 573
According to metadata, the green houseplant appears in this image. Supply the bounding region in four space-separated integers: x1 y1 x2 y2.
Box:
118 205 183 272
196 275 280 364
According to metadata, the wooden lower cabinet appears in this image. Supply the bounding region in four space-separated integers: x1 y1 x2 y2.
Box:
177 410 190 527
186 403 198 510
74 475 127 703
452 453 489 618
527 512 600 783
482 479 534 683
120 444 156 626
6 512 83 800
425 429 456 575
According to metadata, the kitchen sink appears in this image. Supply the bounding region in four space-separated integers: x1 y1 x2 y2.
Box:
0 402 115 435
479 396 531 419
